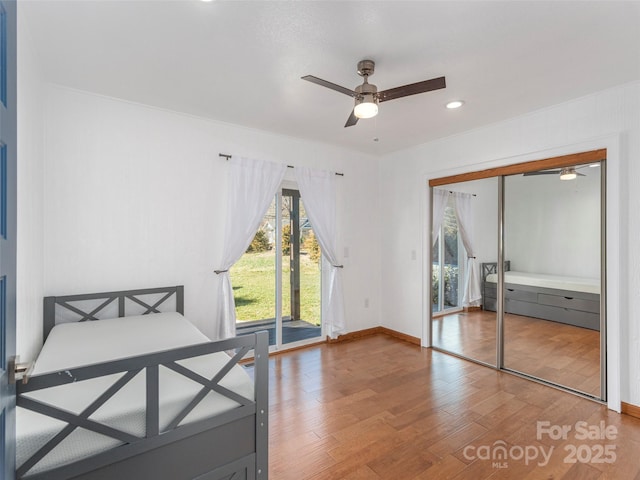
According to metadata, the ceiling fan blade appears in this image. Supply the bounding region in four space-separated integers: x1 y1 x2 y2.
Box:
301 75 357 98
523 170 561 176
576 162 603 170
344 109 359 128
378 76 446 103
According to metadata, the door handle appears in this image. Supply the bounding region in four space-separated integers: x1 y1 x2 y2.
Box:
8 355 30 384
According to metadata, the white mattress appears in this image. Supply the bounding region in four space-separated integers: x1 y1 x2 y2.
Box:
485 271 600 294
17 312 254 475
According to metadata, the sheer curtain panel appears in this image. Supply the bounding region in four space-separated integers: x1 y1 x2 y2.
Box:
432 188 450 246
452 192 482 306
214 157 287 340
295 167 345 338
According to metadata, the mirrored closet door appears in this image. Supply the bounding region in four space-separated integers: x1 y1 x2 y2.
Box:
429 150 606 401
431 177 498 366
502 161 604 397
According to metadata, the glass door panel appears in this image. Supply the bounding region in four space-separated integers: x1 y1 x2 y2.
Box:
281 190 322 345
432 194 463 313
502 162 603 397
232 197 277 346
431 178 498 366
234 189 322 349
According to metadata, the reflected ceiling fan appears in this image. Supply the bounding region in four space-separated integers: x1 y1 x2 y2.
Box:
301 59 446 127
524 166 588 181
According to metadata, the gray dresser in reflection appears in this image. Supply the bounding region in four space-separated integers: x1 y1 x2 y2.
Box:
481 263 600 331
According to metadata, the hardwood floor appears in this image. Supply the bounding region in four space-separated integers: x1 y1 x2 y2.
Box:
432 311 601 396
432 310 497 364
504 313 600 396
268 334 640 479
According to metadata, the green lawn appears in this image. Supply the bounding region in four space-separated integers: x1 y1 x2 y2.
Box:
230 251 321 325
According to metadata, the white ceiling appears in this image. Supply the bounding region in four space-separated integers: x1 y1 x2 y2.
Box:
22 1 640 155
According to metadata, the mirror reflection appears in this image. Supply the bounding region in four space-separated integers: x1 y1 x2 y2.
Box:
431 177 498 365
502 161 602 396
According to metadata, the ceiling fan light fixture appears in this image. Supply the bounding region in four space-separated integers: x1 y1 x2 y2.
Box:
560 167 577 181
354 94 379 119
302 60 446 127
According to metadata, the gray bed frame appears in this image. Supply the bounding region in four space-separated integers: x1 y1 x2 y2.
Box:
16 286 269 480
481 262 600 330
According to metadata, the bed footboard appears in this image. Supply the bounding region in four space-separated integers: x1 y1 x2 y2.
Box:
16 331 269 480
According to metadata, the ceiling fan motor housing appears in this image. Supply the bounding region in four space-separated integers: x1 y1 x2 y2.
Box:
355 81 378 98
356 60 378 102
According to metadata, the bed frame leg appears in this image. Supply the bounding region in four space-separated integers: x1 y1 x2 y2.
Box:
254 330 269 480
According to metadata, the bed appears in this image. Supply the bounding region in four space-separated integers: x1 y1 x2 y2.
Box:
15 286 268 480
481 262 601 330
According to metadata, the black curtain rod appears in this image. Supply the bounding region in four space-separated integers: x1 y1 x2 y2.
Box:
219 153 344 177
448 190 477 197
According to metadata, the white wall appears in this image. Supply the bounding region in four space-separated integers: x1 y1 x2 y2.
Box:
16 10 44 362
379 81 640 406
38 86 381 349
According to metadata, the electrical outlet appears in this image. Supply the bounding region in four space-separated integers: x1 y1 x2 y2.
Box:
344 247 350 258
411 250 417 260
364 298 370 308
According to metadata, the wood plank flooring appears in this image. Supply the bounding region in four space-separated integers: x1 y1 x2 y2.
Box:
268 334 640 479
432 311 601 396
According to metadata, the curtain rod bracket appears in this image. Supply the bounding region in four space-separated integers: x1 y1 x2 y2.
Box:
448 190 477 197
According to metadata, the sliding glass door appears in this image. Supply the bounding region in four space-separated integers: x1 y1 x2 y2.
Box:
280 189 322 346
232 187 322 349
432 193 464 314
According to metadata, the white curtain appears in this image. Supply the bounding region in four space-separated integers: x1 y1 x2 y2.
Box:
432 188 450 246
294 167 345 338
451 192 482 306
214 157 287 340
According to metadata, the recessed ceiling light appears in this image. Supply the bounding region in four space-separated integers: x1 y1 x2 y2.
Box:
201 0 214 2
589 163 601 168
446 100 464 109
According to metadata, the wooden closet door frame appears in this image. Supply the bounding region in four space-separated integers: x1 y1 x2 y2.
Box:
428 149 605 188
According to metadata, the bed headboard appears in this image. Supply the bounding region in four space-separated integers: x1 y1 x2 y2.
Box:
481 261 511 280
43 286 184 341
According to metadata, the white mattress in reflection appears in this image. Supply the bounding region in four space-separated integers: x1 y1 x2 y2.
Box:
485 271 600 294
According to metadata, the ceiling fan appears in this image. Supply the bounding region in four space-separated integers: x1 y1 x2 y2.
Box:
524 166 590 180
301 59 446 128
